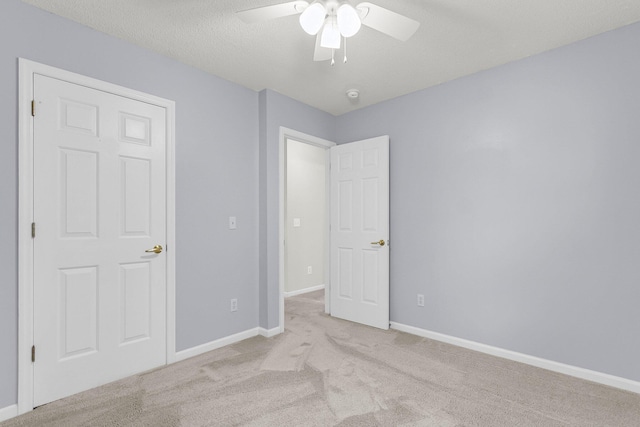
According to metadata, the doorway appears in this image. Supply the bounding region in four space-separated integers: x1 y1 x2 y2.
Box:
278 130 390 332
278 128 335 332
285 138 327 297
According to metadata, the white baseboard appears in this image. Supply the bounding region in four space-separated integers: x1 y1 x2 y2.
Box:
258 326 282 338
175 328 260 362
284 284 325 298
0 404 18 422
390 322 640 395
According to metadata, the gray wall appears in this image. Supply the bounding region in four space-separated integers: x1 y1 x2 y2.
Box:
336 22 640 382
285 139 326 293
259 90 335 330
1 0 260 408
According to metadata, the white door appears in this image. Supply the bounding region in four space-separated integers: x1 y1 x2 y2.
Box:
33 74 167 406
330 136 389 329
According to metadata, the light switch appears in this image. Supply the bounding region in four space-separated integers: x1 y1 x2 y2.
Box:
229 216 237 230
293 218 301 227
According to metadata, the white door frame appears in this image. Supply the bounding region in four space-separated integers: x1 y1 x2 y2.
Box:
17 58 176 414
278 127 335 332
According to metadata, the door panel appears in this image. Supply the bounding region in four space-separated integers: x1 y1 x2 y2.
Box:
33 74 167 406
58 266 98 359
59 149 99 237
120 156 151 236
120 262 152 344
330 136 389 330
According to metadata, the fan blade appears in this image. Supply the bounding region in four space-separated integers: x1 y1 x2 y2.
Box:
356 2 420 41
237 1 308 24
314 33 332 61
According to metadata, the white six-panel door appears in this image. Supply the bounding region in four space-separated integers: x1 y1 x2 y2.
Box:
330 136 389 330
33 74 167 405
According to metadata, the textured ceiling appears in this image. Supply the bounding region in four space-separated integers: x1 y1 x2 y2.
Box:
20 0 640 115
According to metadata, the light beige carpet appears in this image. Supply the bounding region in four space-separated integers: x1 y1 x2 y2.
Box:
3 290 639 426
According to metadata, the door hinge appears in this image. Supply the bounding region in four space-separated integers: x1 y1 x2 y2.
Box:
31 345 36 363
31 222 36 238
31 100 36 117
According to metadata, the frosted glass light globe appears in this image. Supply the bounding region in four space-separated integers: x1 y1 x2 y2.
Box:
337 3 361 37
320 17 341 49
299 2 326 35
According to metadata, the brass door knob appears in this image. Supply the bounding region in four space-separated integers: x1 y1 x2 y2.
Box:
370 240 385 246
145 245 163 254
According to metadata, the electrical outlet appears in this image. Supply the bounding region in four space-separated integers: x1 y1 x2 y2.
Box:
417 294 425 307
307 266 312 274
230 298 238 312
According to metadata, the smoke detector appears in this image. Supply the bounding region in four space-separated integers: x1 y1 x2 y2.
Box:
346 89 360 99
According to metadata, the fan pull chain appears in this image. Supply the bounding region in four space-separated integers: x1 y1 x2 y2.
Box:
331 49 335 66
344 37 347 63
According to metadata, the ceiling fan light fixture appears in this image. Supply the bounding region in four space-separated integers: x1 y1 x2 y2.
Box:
320 17 341 49
299 2 326 35
238 0 420 66
337 3 361 37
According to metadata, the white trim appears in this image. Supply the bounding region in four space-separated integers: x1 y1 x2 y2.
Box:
17 58 177 414
165 91 177 365
390 322 640 395
284 284 325 298
17 58 35 416
279 127 335 334
259 327 283 338
0 405 18 422
323 146 332 316
175 328 260 362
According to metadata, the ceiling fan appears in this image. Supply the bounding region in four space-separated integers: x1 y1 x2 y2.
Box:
237 1 420 65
